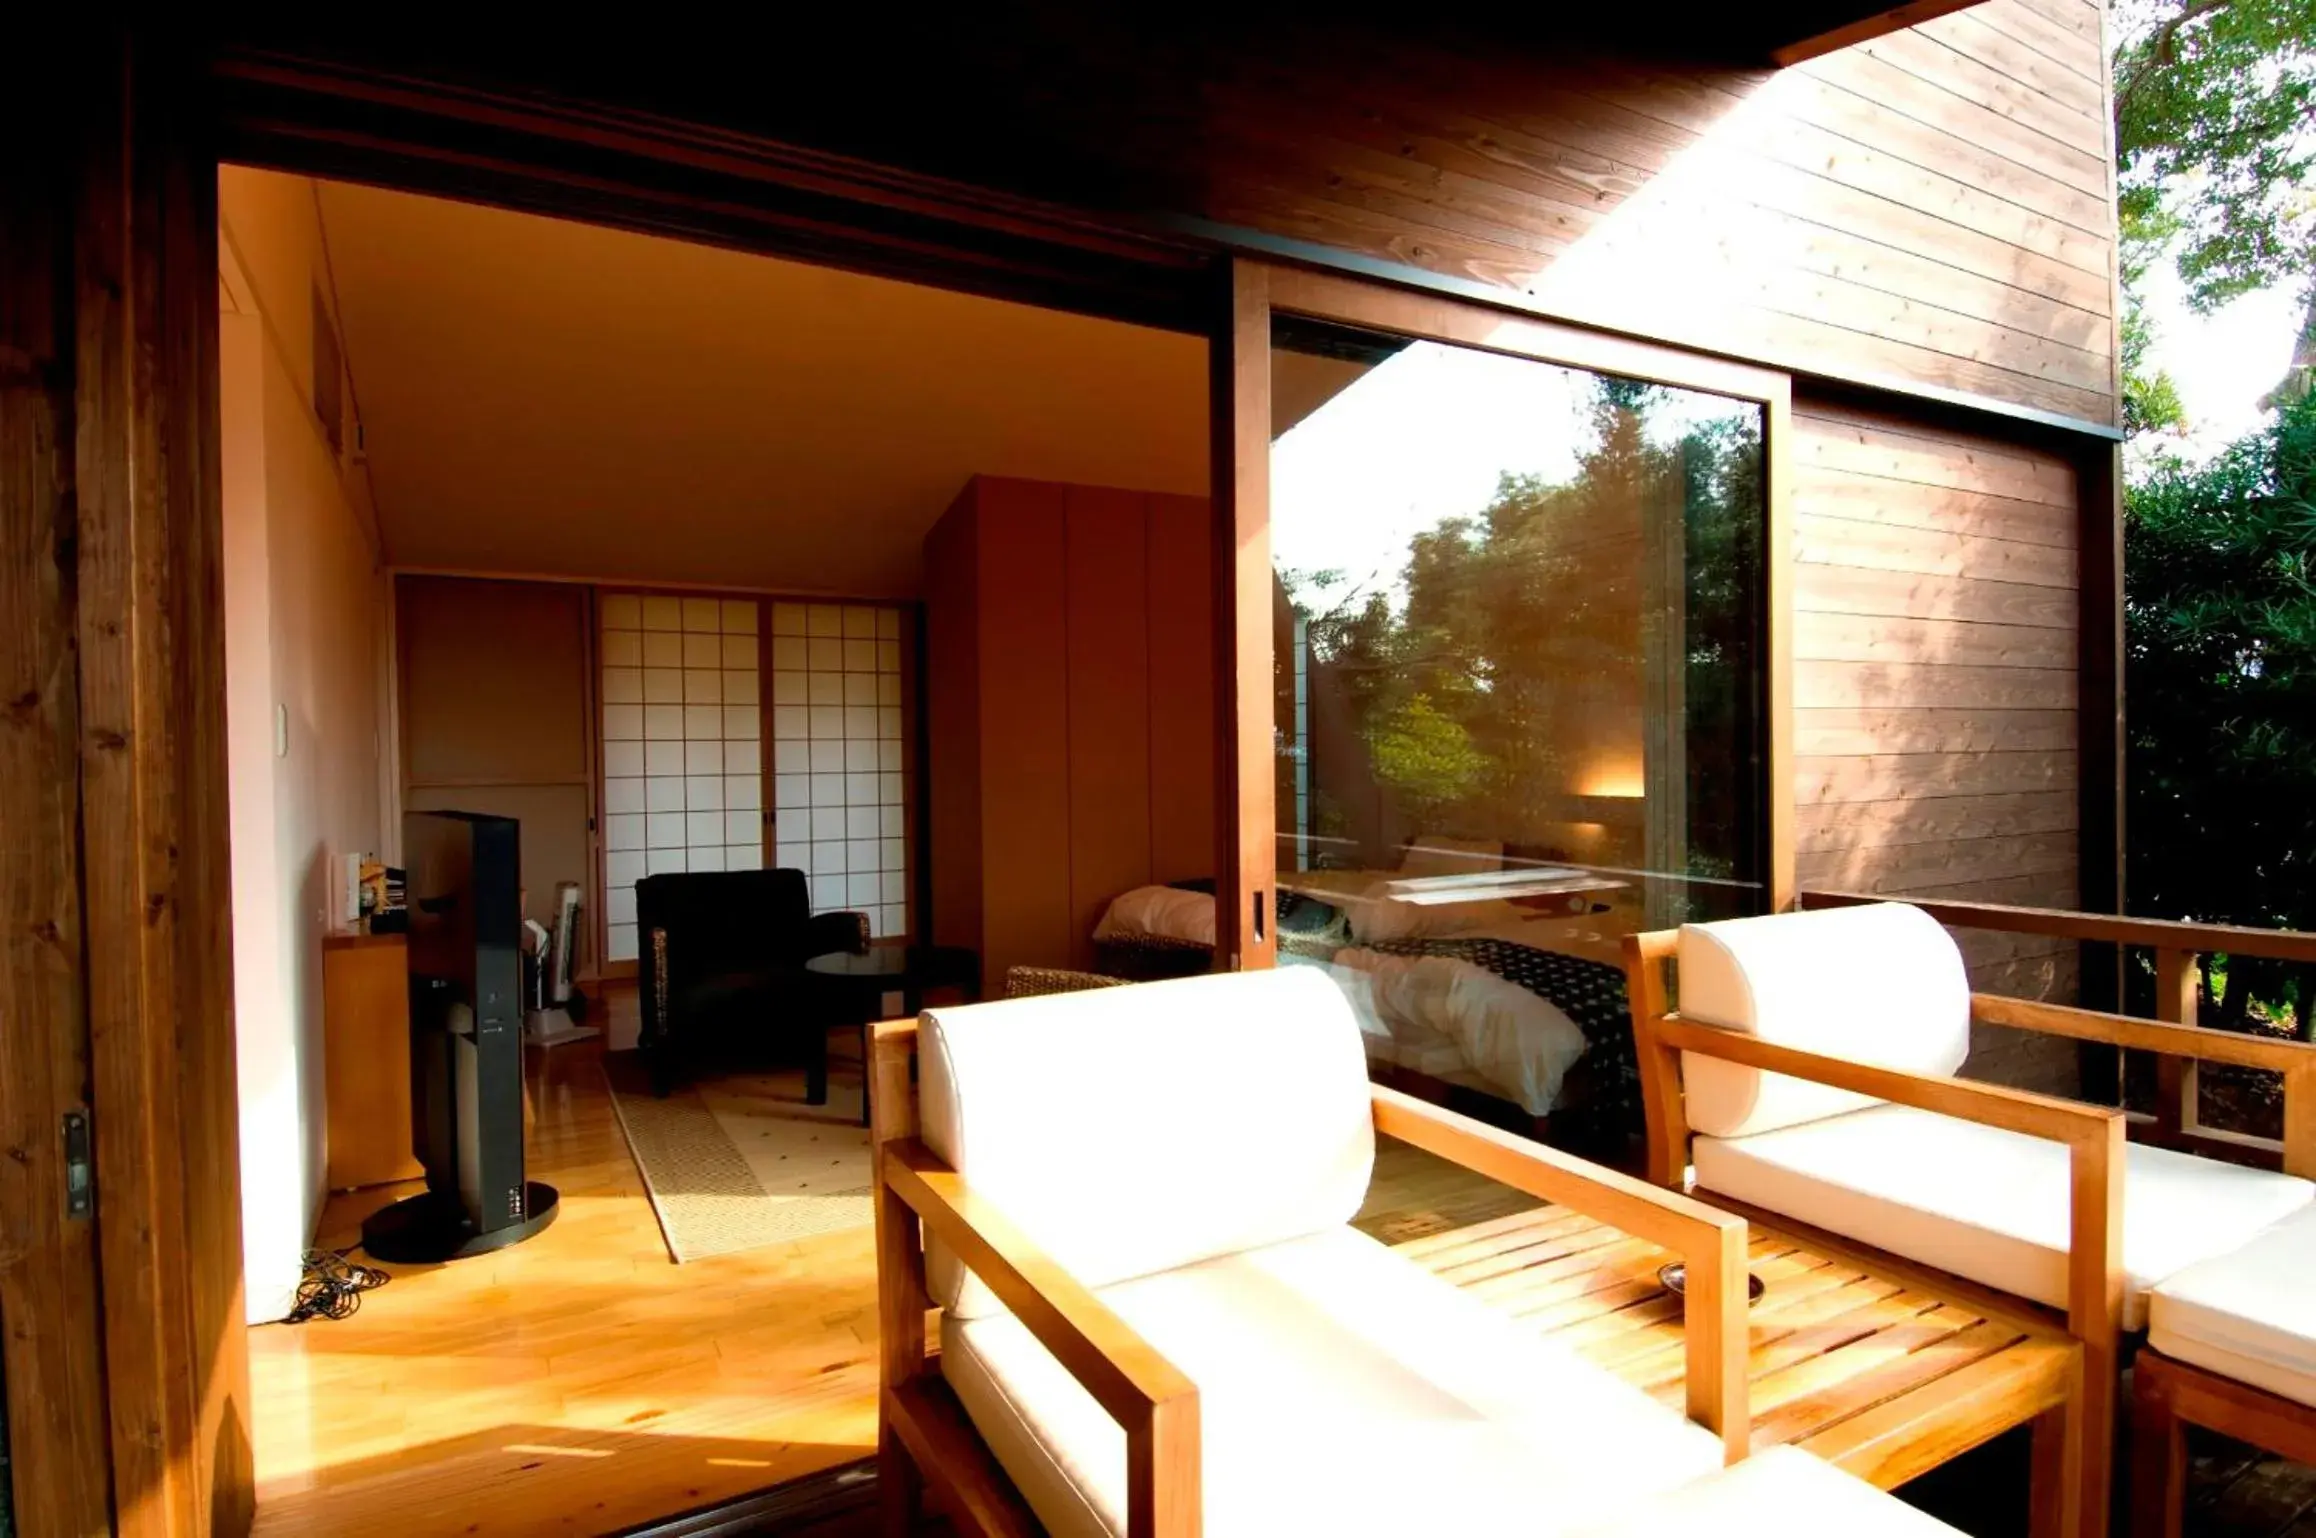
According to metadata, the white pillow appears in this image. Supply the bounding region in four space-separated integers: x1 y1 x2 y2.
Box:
1677 904 1969 1140
1399 835 1504 878
1092 885 1215 946
1344 883 1523 944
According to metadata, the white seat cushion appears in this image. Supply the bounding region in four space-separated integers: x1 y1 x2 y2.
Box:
1694 1104 2315 1331
942 1225 1724 1538
919 967 1376 1319
2151 1204 2316 1409
1568 1444 1964 1536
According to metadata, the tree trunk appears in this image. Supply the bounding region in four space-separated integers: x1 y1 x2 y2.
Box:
2259 281 2316 411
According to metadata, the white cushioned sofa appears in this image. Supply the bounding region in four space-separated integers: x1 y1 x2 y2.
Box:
1624 901 2316 1538
869 966 1966 1537
2135 1183 2316 1531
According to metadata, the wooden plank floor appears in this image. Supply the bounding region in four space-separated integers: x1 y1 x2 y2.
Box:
248 987 882 1538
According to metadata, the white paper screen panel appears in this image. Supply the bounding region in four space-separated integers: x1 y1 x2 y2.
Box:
768 602 908 940
598 593 763 963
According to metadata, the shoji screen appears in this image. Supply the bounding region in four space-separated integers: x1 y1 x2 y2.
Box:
598 594 765 964
768 602 910 939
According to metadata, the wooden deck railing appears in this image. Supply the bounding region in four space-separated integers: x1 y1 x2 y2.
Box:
1801 889 2316 1164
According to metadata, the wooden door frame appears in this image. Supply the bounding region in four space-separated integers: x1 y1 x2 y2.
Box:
28 25 257 1538
35 33 1230 1538
1214 257 1798 972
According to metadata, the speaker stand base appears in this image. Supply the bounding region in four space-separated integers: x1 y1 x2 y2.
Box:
359 1181 560 1264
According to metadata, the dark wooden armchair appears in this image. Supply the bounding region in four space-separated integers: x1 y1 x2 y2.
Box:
636 868 867 1094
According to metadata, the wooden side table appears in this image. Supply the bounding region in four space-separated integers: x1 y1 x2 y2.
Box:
1368 1145 2084 1535
322 930 425 1190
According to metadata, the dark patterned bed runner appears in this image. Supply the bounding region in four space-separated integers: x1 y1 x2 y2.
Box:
1362 936 1641 1153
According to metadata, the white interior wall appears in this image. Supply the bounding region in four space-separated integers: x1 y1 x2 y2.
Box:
220 167 390 1322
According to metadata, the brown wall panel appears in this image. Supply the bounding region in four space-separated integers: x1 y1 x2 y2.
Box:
970 481 1076 983
398 577 591 786
925 487 984 955
1145 492 1217 886
926 478 1218 984
395 575 595 928
1063 486 1154 969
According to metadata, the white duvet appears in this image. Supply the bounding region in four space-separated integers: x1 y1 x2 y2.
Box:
1299 947 1590 1117
1095 882 1595 1116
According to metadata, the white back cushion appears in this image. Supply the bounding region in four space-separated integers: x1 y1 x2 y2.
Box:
919 966 1376 1318
1677 903 1969 1139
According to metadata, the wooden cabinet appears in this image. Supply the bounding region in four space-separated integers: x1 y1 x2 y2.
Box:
924 476 1214 984
321 931 424 1190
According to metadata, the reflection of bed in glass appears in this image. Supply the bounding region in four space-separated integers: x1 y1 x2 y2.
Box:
1270 856 1639 1153
1271 315 1771 1157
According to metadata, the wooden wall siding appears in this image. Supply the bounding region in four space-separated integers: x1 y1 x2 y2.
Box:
1029 0 2115 425
223 0 2118 429
1789 396 2083 1031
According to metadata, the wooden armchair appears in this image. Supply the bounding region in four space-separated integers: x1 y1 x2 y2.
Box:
1624 902 2316 1538
869 967 1763 1538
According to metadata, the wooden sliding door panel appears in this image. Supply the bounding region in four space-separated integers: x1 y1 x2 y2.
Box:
1235 259 1793 945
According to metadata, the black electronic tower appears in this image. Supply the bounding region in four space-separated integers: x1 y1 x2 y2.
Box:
361 810 558 1262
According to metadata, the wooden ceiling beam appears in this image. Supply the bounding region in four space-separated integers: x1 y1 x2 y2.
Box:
1768 0 1987 66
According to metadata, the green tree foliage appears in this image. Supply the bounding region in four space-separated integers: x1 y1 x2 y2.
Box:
2125 391 2316 1033
2116 0 2316 308
2114 0 2316 410
1281 379 1762 893
2121 270 2189 436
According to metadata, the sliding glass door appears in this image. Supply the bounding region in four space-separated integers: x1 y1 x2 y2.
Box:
1221 263 1790 1155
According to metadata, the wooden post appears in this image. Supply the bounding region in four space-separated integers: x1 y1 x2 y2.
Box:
2064 1112 2125 1538
2027 1394 2072 1538
1211 258 1273 974
1128 1395 1202 1538
2128 1354 2186 1538
2152 946 2197 1146
72 24 253 1538
0 45 117 1538
1621 932 1689 1189
1685 1207 1752 1465
2283 1057 2316 1181
870 1019 929 1536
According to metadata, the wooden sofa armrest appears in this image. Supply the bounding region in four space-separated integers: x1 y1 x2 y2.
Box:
1652 1018 2124 1150
1653 1018 2126 1355
1970 994 2316 1179
1973 993 2316 1073
1371 1084 1752 1463
881 1137 1199 1536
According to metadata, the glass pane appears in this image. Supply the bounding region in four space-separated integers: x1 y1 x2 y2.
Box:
1271 317 1767 1159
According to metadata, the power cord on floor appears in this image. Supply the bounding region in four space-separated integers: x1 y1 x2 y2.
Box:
285 1248 390 1324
